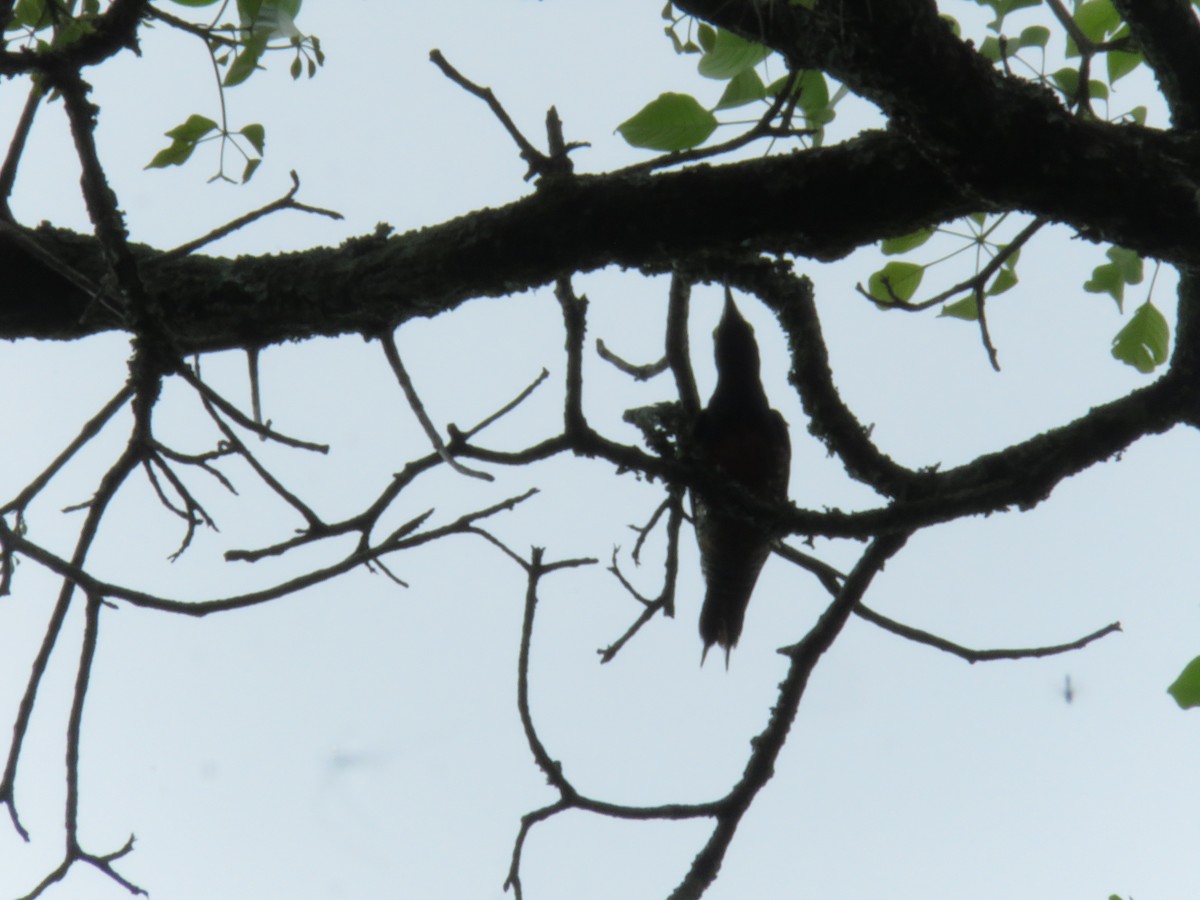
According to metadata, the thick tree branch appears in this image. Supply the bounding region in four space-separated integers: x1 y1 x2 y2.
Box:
1112 0 1200 129
0 0 147 77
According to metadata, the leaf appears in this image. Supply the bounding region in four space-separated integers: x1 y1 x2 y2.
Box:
881 227 934 255
165 114 218 142
984 0 1040 32
1085 263 1125 307
940 296 978 320
1167 655 1200 709
1107 49 1143 83
796 69 829 114
1085 246 1143 310
1108 246 1143 284
979 36 1003 62
987 266 1018 296
1074 0 1120 43
224 31 268 87
145 140 199 169
1017 25 1050 49
1051 67 1080 100
617 93 717 151
715 68 766 110
240 122 266 154
697 23 715 54
697 28 770 79
1111 301 1170 373
242 157 262 182
13 0 50 30
867 261 924 305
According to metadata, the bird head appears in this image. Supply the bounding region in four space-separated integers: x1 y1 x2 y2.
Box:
714 288 761 379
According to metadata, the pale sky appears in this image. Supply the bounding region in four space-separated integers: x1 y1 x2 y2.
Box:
2 3 1199 899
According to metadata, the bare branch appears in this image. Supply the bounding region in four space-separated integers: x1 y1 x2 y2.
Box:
668 532 910 900
153 171 343 263
380 331 493 481
2 385 133 514
178 365 330 452
429 50 580 180
596 338 669 380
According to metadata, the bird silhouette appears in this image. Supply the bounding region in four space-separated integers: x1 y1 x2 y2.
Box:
692 290 791 667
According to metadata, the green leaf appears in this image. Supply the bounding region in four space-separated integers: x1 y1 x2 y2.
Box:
240 122 266 154
1168 655 1200 709
715 68 766 110
165 114 218 142
984 0 1040 32
1075 0 1120 43
1085 263 1124 307
237 0 263 21
881 227 934 255
867 261 924 304
242 157 262 182
940 296 978 320
796 69 829 114
617 93 717 151
697 28 770 79
1051 67 1080 100
1085 247 1142 310
1111 301 1169 373
145 140 199 169
1017 25 1050 48
697 23 716 54
224 31 268 86
12 0 50 30
1107 49 1143 83
1109 246 1143 284
987 267 1018 296
979 36 1003 62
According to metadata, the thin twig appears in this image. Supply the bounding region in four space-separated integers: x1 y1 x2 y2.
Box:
856 217 1047 313
2 385 134 514
0 82 43 219
178 365 329 452
669 532 911 900
773 542 1122 662
595 339 668 380
667 271 700 417
199 391 326 530
380 331 493 481
0 442 140 843
154 171 343 262
429 50 545 175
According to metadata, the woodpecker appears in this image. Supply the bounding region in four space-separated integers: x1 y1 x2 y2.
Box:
692 290 791 667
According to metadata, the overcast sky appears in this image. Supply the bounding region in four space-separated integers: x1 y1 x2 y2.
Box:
3 2 1199 899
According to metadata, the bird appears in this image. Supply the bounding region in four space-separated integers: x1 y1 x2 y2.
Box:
692 289 791 667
